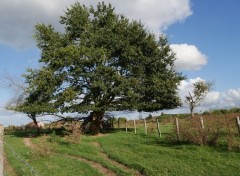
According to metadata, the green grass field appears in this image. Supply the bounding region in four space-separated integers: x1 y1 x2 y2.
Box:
3 123 240 176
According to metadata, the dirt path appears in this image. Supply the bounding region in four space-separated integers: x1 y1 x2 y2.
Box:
92 142 143 176
23 137 34 149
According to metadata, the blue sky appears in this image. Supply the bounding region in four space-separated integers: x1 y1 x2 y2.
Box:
0 0 240 126
167 0 240 92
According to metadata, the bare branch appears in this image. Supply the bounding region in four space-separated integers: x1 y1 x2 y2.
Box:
1 72 28 108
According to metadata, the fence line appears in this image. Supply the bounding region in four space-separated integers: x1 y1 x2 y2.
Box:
4 141 39 176
0 125 3 176
115 115 240 134
175 118 180 141
236 116 240 135
116 118 165 137
144 119 147 135
156 119 161 138
0 125 39 176
133 120 137 134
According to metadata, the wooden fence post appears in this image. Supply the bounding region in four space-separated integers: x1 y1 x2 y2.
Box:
144 119 147 135
0 125 4 176
200 116 204 129
156 119 161 138
111 118 114 128
125 120 128 133
118 119 120 129
133 120 137 134
236 116 240 135
175 118 180 141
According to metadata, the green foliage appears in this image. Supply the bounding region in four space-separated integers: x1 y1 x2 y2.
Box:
10 2 184 135
229 107 240 113
9 68 60 129
207 108 240 115
30 2 183 116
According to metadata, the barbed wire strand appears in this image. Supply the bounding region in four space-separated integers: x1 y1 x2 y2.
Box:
4 141 39 176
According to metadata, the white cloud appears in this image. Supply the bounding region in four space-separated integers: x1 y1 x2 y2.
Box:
0 107 61 127
110 0 192 32
178 77 204 100
0 108 31 126
171 44 207 71
1 78 240 126
0 0 192 48
178 78 240 111
204 92 220 105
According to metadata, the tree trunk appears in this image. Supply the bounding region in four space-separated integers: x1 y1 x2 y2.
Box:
190 106 194 118
81 111 105 135
30 114 40 135
191 111 195 118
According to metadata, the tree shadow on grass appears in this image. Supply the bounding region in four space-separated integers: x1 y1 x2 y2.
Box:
5 130 35 138
4 128 59 138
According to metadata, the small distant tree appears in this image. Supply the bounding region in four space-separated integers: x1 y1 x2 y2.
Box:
146 114 153 120
185 80 213 118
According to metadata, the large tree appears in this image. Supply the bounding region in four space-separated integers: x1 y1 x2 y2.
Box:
31 2 184 133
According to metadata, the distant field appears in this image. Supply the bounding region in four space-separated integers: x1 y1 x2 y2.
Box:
3 119 240 176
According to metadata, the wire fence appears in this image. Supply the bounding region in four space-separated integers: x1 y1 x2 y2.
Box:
3 140 39 176
0 125 3 176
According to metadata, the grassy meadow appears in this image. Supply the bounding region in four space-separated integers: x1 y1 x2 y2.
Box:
3 114 240 176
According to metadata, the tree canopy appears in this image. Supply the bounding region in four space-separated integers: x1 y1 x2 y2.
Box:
14 2 184 133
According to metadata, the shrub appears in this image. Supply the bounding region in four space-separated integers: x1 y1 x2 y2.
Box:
172 115 240 149
176 116 214 145
65 125 82 144
146 114 153 120
31 135 57 158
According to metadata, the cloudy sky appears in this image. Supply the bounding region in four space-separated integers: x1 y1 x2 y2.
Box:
0 0 240 125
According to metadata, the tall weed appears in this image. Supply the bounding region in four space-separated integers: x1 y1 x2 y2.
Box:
172 115 240 150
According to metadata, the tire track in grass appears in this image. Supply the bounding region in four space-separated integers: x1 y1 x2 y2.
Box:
23 137 117 176
64 155 117 176
92 142 143 176
23 138 34 149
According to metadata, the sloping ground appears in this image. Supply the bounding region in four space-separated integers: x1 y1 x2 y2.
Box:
4 124 240 176
92 141 142 176
64 155 117 176
21 135 141 176
23 137 117 176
